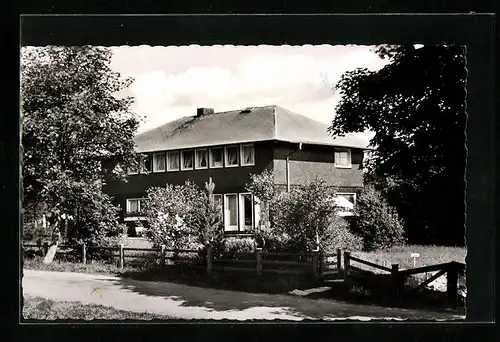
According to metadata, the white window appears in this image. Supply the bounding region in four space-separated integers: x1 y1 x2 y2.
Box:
224 194 238 231
181 150 194 170
153 152 166 172
195 148 208 169
240 144 255 166
127 162 139 175
139 155 152 174
239 193 253 231
213 194 223 212
225 145 239 167
126 198 146 214
334 149 352 168
167 151 180 171
335 193 356 216
209 147 224 168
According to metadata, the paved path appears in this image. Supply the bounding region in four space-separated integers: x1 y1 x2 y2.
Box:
22 269 465 321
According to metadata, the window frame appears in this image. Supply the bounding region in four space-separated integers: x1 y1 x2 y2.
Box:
180 150 195 171
209 147 224 168
195 148 209 170
127 163 139 175
126 198 147 215
335 192 357 216
223 193 239 232
224 145 239 168
239 193 254 231
334 148 352 168
152 152 166 173
166 151 180 172
240 143 255 166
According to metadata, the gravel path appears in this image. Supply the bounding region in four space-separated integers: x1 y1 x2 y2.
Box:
22 269 465 321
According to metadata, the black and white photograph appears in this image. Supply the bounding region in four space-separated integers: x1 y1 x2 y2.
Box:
20 41 468 321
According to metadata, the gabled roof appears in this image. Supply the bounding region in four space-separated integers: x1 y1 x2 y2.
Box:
134 105 371 153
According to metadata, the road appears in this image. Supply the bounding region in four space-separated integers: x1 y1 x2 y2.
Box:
22 269 465 321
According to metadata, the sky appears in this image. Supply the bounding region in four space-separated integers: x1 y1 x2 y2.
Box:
109 45 390 138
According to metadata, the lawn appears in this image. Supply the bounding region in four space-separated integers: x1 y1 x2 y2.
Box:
23 256 151 276
351 244 466 271
22 295 173 320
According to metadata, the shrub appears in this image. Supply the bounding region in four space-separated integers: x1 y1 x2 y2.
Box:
350 184 406 251
223 237 256 253
270 178 363 253
143 179 224 250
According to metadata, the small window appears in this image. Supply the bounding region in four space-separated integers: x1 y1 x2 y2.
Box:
195 149 208 169
240 144 255 166
181 150 194 170
225 145 239 167
334 149 352 168
167 151 180 171
213 194 223 212
335 193 356 216
224 194 238 231
153 152 166 172
127 162 139 175
239 193 253 231
140 155 152 173
209 147 224 168
126 198 146 214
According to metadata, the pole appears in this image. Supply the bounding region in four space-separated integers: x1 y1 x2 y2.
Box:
81 242 86 264
119 244 124 269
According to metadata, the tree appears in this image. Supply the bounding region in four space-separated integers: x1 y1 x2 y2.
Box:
329 45 466 246
21 46 140 248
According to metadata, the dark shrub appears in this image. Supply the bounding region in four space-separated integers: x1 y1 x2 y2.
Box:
350 184 406 251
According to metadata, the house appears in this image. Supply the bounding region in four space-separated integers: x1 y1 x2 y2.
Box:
102 105 372 236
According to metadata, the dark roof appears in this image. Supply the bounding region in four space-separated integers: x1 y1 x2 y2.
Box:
134 105 371 153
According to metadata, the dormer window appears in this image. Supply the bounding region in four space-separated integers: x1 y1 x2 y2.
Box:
334 149 351 168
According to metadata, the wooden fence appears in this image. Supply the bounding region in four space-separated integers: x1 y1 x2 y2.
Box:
343 251 466 307
22 242 465 307
22 243 343 279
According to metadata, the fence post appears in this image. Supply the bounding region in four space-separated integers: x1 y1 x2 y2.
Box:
447 263 458 308
391 264 401 300
42 242 49 256
312 250 319 279
81 242 86 264
160 245 166 268
336 248 342 273
343 251 350 280
206 244 213 275
319 250 324 278
256 249 262 276
119 244 124 270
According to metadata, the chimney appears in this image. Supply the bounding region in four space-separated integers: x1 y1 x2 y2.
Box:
197 108 214 117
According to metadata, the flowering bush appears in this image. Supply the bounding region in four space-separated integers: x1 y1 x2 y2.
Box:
143 180 223 250
223 236 256 253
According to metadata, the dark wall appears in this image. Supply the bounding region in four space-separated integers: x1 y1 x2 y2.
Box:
272 142 364 189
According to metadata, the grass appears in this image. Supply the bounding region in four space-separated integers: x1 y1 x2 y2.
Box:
23 256 152 276
22 295 173 320
352 244 466 271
